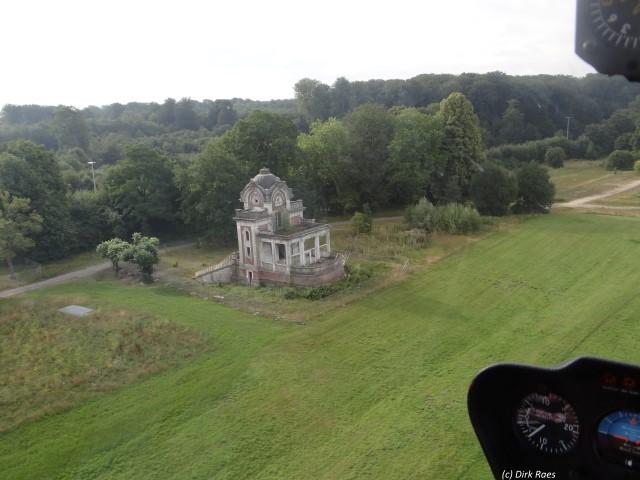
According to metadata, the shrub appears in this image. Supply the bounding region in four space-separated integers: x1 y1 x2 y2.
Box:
284 262 374 300
404 198 434 231
97 233 160 280
634 160 640 173
606 150 635 171
406 199 481 234
351 210 372 234
512 163 555 213
470 163 517 216
545 147 566 168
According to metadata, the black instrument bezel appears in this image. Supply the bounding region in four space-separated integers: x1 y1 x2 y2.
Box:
468 357 640 479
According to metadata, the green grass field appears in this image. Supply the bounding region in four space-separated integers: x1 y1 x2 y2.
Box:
549 160 635 202
4 212 640 479
0 250 101 291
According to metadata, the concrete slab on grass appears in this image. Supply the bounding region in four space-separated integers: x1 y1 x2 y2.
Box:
58 305 94 317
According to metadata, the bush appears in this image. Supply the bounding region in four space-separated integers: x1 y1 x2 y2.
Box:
512 163 555 213
487 136 589 168
470 164 517 216
545 147 566 168
634 160 640 173
606 150 635 171
284 262 374 300
351 210 372 234
405 199 481 234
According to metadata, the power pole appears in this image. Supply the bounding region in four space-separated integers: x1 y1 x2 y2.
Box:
88 161 97 192
565 115 573 140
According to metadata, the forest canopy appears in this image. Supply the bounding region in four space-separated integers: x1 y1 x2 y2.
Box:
2 71 640 264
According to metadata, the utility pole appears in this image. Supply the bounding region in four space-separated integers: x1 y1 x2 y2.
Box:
565 115 573 140
88 161 97 192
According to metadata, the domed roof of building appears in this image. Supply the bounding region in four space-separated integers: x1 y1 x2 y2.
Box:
252 167 281 190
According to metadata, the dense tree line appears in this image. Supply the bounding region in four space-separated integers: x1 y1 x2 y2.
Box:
3 70 638 266
295 73 640 145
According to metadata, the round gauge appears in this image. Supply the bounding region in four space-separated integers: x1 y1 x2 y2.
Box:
515 392 580 455
591 0 640 49
597 410 640 470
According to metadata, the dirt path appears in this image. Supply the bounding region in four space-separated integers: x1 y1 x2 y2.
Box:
0 243 195 300
555 179 640 208
0 217 407 299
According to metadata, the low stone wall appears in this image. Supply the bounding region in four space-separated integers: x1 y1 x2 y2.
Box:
196 254 345 287
255 255 345 287
197 265 237 284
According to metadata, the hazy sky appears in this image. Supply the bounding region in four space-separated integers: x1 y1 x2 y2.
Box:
0 0 594 108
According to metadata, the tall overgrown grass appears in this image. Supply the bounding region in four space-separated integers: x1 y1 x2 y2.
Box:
0 299 207 433
405 199 481 234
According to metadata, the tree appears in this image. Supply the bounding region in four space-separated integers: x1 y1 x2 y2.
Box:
175 98 199 130
221 110 299 178
545 147 566 168
470 164 517 216
52 106 90 152
606 150 635 171
157 98 177 127
178 140 249 241
0 191 43 278
343 104 395 208
387 108 445 205
104 144 178 233
513 163 555 213
294 78 332 122
295 117 351 214
498 99 526 144
431 92 485 204
0 141 72 260
96 237 130 272
121 233 160 281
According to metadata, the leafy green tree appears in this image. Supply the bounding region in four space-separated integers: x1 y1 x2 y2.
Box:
343 104 395 208
69 190 119 250
175 98 199 130
431 92 485 204
0 141 72 260
513 163 555 213
52 106 90 152
606 150 635 170
96 237 130 272
295 118 351 214
295 78 332 122
157 98 177 126
103 144 177 233
221 110 298 178
470 163 517 216
387 108 445 205
178 140 248 241
121 233 160 281
0 191 43 278
331 77 353 117
498 99 526 144
545 147 566 168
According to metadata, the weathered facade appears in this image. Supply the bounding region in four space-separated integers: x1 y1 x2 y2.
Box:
194 168 344 287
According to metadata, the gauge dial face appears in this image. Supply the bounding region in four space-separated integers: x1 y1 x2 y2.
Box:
515 392 580 455
597 410 640 469
591 0 640 49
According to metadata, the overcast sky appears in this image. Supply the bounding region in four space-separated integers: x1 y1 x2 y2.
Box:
0 0 594 108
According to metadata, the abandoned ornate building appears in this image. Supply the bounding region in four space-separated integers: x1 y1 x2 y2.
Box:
194 168 345 287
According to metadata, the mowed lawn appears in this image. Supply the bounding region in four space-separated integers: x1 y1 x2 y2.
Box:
4 213 640 479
